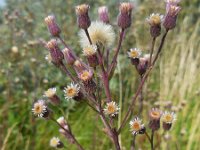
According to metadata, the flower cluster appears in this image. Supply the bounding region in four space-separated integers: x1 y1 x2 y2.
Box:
130 108 176 136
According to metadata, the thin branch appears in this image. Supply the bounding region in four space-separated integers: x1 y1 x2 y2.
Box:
117 30 169 134
149 37 156 66
108 28 125 76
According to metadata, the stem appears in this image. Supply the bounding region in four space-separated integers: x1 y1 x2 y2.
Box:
151 130 155 150
117 58 123 147
51 118 84 150
149 37 156 66
97 47 112 102
84 29 92 45
118 31 169 134
145 131 151 144
138 75 144 116
108 28 125 76
152 30 168 65
130 135 136 150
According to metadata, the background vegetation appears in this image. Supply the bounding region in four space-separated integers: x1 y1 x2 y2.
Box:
0 0 199 149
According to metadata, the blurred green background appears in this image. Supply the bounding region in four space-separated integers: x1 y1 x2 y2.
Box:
0 0 199 150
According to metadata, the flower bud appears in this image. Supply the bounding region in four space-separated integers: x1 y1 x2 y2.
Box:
62 48 76 65
44 15 61 37
117 2 133 29
75 4 91 29
163 4 181 30
46 39 64 66
148 108 162 131
98 6 109 24
136 57 149 76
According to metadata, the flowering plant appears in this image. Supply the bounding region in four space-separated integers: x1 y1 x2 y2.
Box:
32 1 181 149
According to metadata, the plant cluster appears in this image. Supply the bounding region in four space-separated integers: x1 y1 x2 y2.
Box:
32 0 181 149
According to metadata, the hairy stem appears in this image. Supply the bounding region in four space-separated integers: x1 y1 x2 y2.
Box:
108 28 125 77
138 75 144 116
130 135 136 150
151 130 155 150
149 37 156 66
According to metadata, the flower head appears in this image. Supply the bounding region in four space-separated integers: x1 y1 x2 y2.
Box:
129 117 145 135
149 108 162 131
149 108 162 120
104 101 120 117
44 87 56 98
146 13 163 26
50 137 64 148
79 21 115 48
32 100 47 117
83 44 97 56
162 111 176 124
76 4 90 15
64 83 80 100
78 70 93 81
128 48 142 59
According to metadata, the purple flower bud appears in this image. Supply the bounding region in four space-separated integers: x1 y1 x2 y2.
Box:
163 4 181 30
98 6 109 24
62 48 76 65
148 108 162 131
44 15 61 37
75 4 91 29
117 2 133 29
136 57 148 76
46 39 64 66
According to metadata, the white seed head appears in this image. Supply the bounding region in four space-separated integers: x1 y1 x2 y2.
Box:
79 21 115 48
